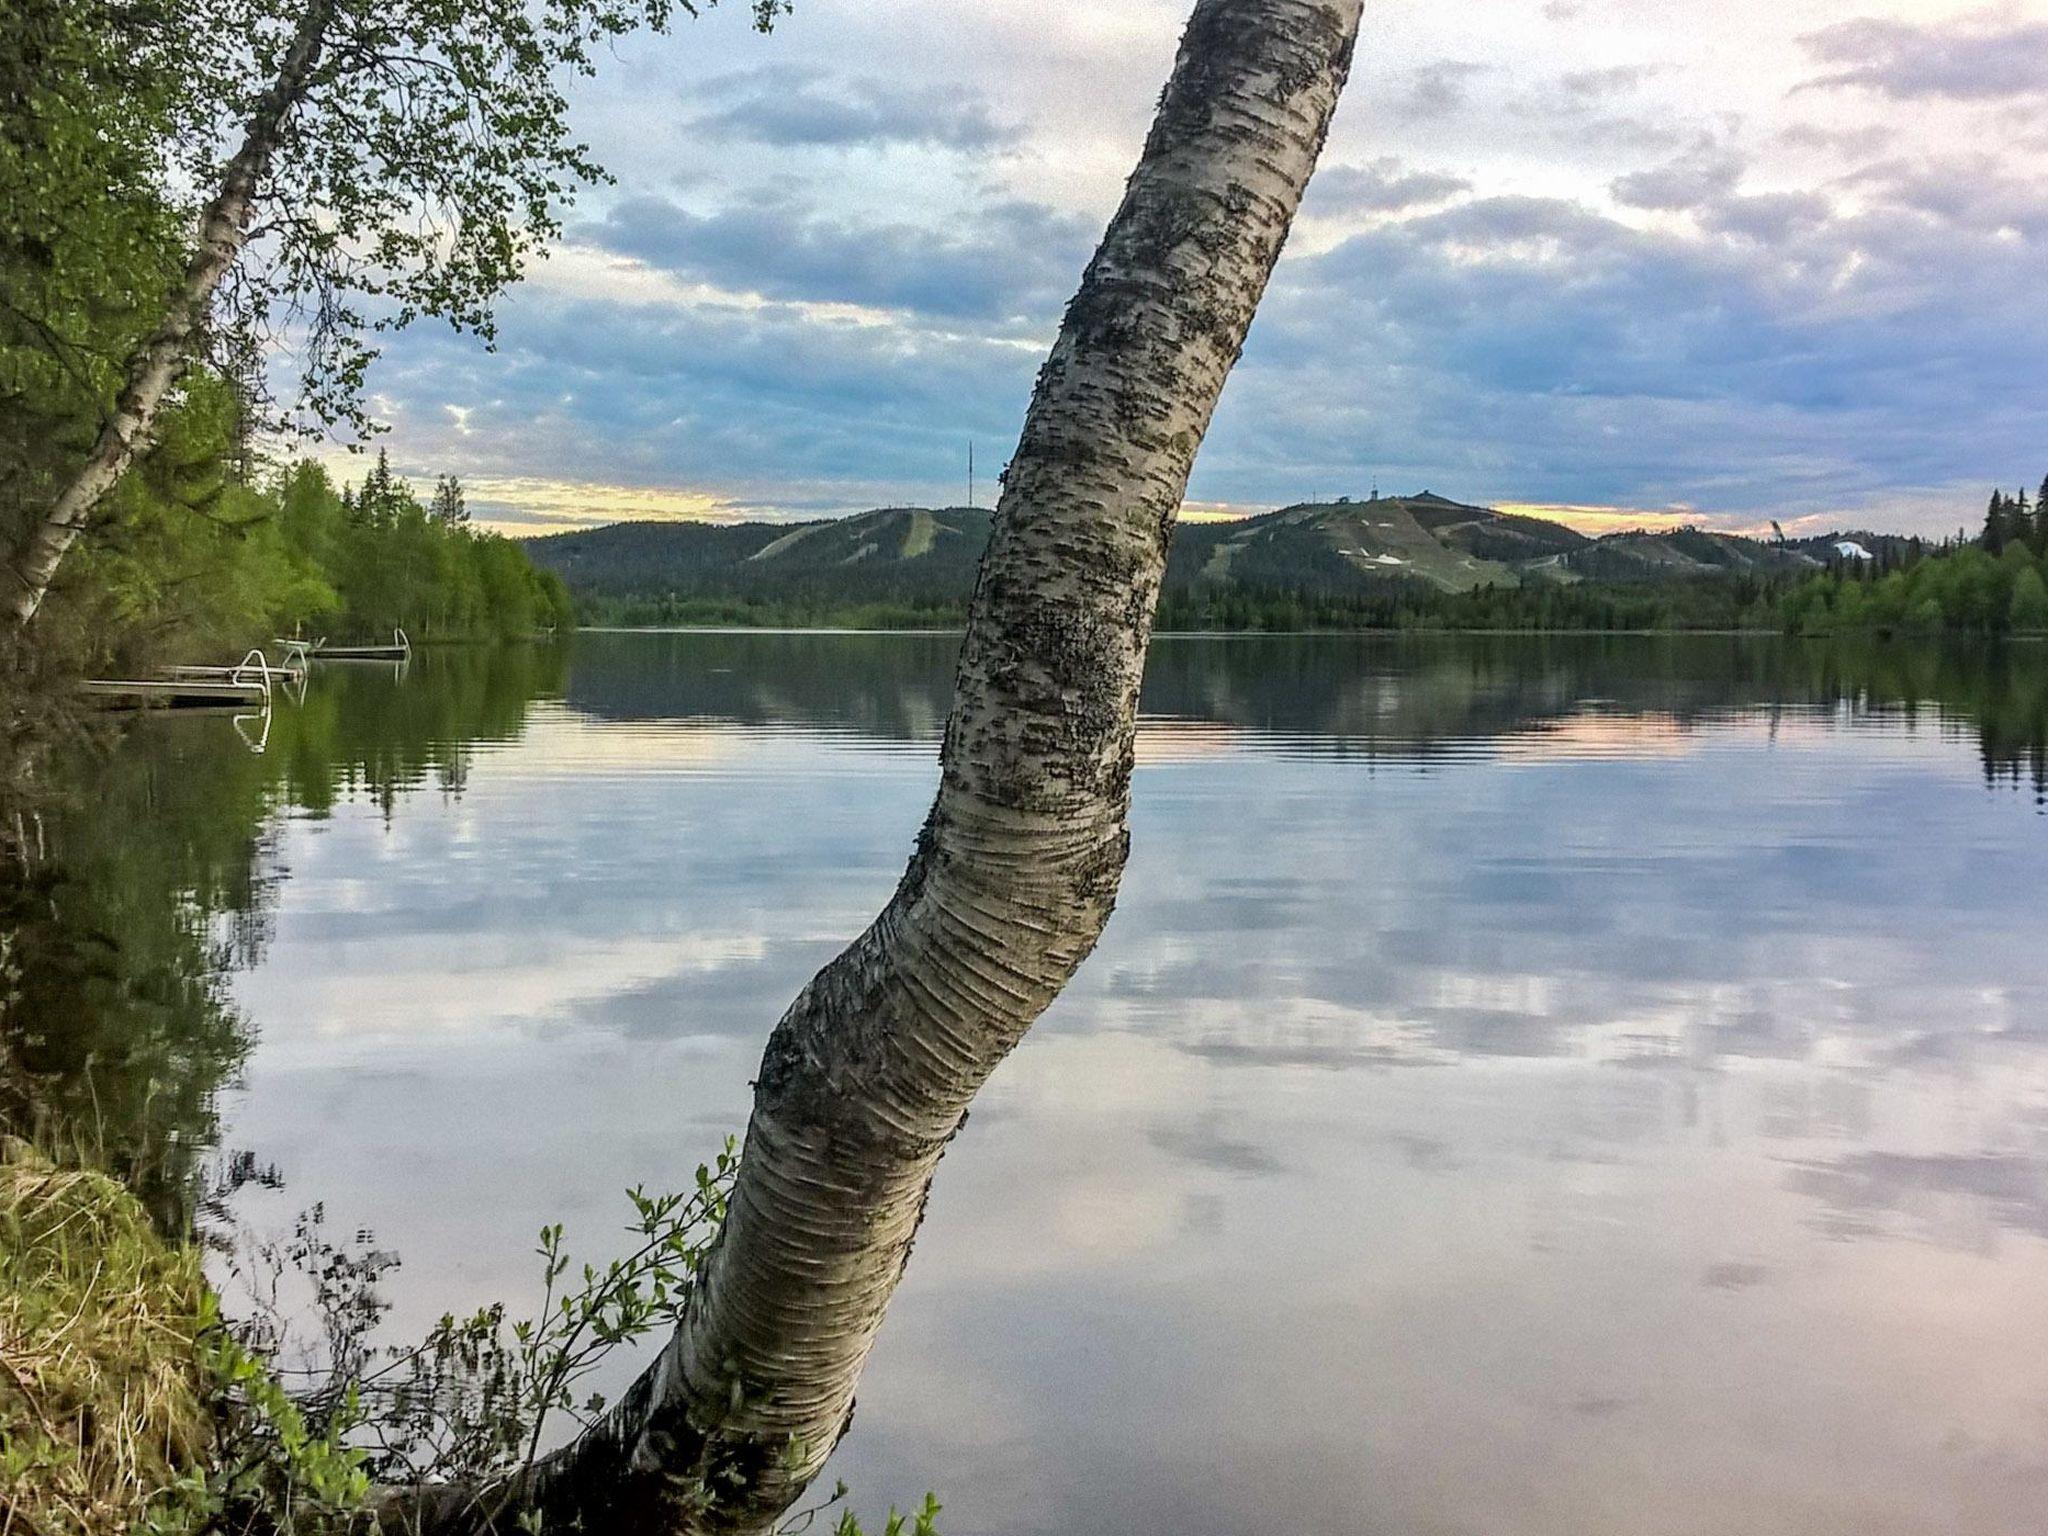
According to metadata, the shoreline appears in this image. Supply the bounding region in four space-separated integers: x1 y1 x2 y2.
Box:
575 624 1795 639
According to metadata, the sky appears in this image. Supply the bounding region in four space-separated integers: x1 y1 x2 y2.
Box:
339 1 2048 538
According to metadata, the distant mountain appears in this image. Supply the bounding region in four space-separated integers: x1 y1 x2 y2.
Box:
1563 525 1823 583
526 493 1831 617
1165 493 1595 594
528 505 993 613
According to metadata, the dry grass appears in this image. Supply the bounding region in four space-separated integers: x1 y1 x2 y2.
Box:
0 1137 213 1535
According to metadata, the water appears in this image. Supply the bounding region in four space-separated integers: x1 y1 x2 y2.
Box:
11 631 2048 1535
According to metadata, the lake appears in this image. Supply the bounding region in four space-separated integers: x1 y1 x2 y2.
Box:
14 631 2048 1535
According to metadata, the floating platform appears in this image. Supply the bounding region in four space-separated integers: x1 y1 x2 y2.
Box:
87 647 296 711
301 627 410 662
85 678 270 710
313 643 408 660
164 661 302 685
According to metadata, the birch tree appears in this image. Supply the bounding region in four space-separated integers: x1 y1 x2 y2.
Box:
397 1 1364 1530
0 0 786 628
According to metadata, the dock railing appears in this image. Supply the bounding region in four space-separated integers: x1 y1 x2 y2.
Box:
162 648 307 702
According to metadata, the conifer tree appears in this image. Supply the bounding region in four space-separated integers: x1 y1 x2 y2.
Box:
430 475 468 527
1985 490 2015 551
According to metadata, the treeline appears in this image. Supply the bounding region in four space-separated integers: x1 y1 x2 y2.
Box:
5 355 571 673
581 594 967 630
1155 576 1783 633
1781 479 2048 638
272 452 575 646
48 382 573 671
584 579 1788 635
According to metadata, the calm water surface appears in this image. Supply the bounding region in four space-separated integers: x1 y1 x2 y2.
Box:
29 633 2048 1535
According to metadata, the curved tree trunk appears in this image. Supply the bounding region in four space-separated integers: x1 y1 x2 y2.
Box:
1 0 333 628
406 1 1361 1530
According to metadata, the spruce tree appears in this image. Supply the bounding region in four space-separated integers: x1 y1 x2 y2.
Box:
358 448 397 530
430 474 469 526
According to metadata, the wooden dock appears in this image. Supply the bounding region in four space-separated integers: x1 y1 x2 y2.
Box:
306 627 410 662
85 678 269 710
86 647 292 711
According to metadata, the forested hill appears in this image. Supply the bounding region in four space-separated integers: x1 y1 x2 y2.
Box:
526 494 1848 628
529 505 994 625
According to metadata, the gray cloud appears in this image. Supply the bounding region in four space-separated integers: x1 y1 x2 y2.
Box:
1401 61 1493 120
1502 65 1689 156
579 193 1094 324
367 148 2048 529
1843 157 2048 240
1306 158 1471 215
685 66 1019 150
1701 190 1833 244
1777 121 1895 159
363 280 1043 506
1611 139 1746 211
1800 17 2048 101
1190 174 2048 519
1559 64 1665 104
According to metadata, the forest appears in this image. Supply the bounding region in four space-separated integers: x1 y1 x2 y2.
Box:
36 418 574 673
1780 481 2048 638
1 0 580 684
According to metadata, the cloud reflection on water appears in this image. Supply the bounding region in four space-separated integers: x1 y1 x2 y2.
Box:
217 633 2048 1536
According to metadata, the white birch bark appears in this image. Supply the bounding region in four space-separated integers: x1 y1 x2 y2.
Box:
1 1 332 627
403 2 1362 1530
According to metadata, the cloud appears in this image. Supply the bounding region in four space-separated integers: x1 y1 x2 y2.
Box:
1190 175 2048 525
577 193 1095 325
1700 190 1833 244
1610 139 1746 211
363 133 2048 536
357 274 1047 519
447 478 754 534
1305 158 1471 215
684 65 1020 150
1400 61 1493 120
1499 65 1687 157
1558 64 1665 104
1494 503 1702 535
1777 122 1895 160
1799 17 2048 101
1842 156 2048 240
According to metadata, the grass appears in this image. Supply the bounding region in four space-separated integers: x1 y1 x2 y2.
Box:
0 1136 215 1535
900 510 938 561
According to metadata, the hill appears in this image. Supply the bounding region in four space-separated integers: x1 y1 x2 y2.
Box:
529 505 992 623
526 493 1834 627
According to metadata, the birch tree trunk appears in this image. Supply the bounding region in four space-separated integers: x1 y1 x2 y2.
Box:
1 0 332 627
405 1 1361 1530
